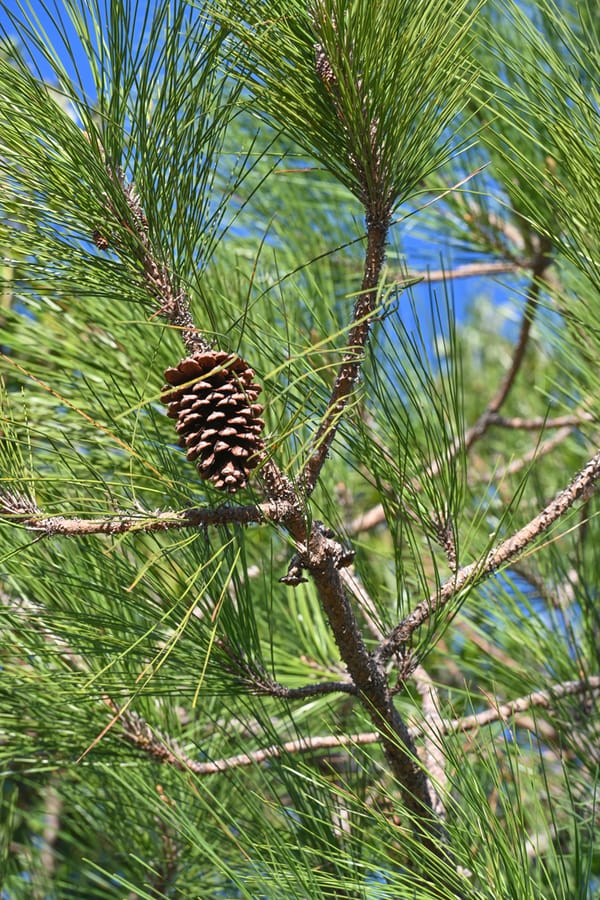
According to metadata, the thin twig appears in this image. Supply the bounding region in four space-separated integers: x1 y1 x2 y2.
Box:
349 421 587 537
399 260 522 285
413 666 447 818
483 425 577 482
395 246 555 498
216 637 356 697
462 240 553 453
376 448 600 663
445 675 600 734
110 170 208 356
485 412 593 430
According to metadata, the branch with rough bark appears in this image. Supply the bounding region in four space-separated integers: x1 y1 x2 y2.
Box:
376 448 600 664
0 496 285 535
95 163 207 356
89 124 437 834
112 675 599 777
301 215 390 496
445 675 600 733
216 636 355 698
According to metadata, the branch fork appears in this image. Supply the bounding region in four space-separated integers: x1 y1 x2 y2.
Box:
280 522 355 587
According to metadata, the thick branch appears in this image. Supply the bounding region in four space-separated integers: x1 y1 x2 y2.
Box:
116 703 381 775
270 46 431 820
376 448 600 663
284 515 436 829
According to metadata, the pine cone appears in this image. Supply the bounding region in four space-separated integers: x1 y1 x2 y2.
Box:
315 42 337 92
162 351 265 493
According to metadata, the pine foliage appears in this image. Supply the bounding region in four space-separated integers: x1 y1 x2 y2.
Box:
0 1 599 897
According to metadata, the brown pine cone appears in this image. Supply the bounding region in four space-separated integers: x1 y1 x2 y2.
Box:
163 351 265 493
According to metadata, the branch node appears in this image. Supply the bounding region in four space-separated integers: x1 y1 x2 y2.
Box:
280 553 309 587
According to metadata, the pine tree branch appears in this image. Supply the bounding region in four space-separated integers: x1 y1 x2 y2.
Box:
437 241 554 469
339 562 448 824
376 448 600 663
479 425 577 482
484 412 593 430
277 512 437 834
97 163 209 356
114 675 599 777
444 675 600 734
301 9 392 497
216 637 356 697
301 213 390 496
465 240 553 442
256 23 437 833
115 703 381 775
2 499 434 830
398 260 522 284
260 680 357 698
194 731 381 773
0 496 292 535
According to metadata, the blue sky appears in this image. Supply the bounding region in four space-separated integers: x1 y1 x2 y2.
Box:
1 0 522 346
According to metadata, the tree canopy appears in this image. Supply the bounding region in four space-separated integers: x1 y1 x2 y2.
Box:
0 0 599 897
